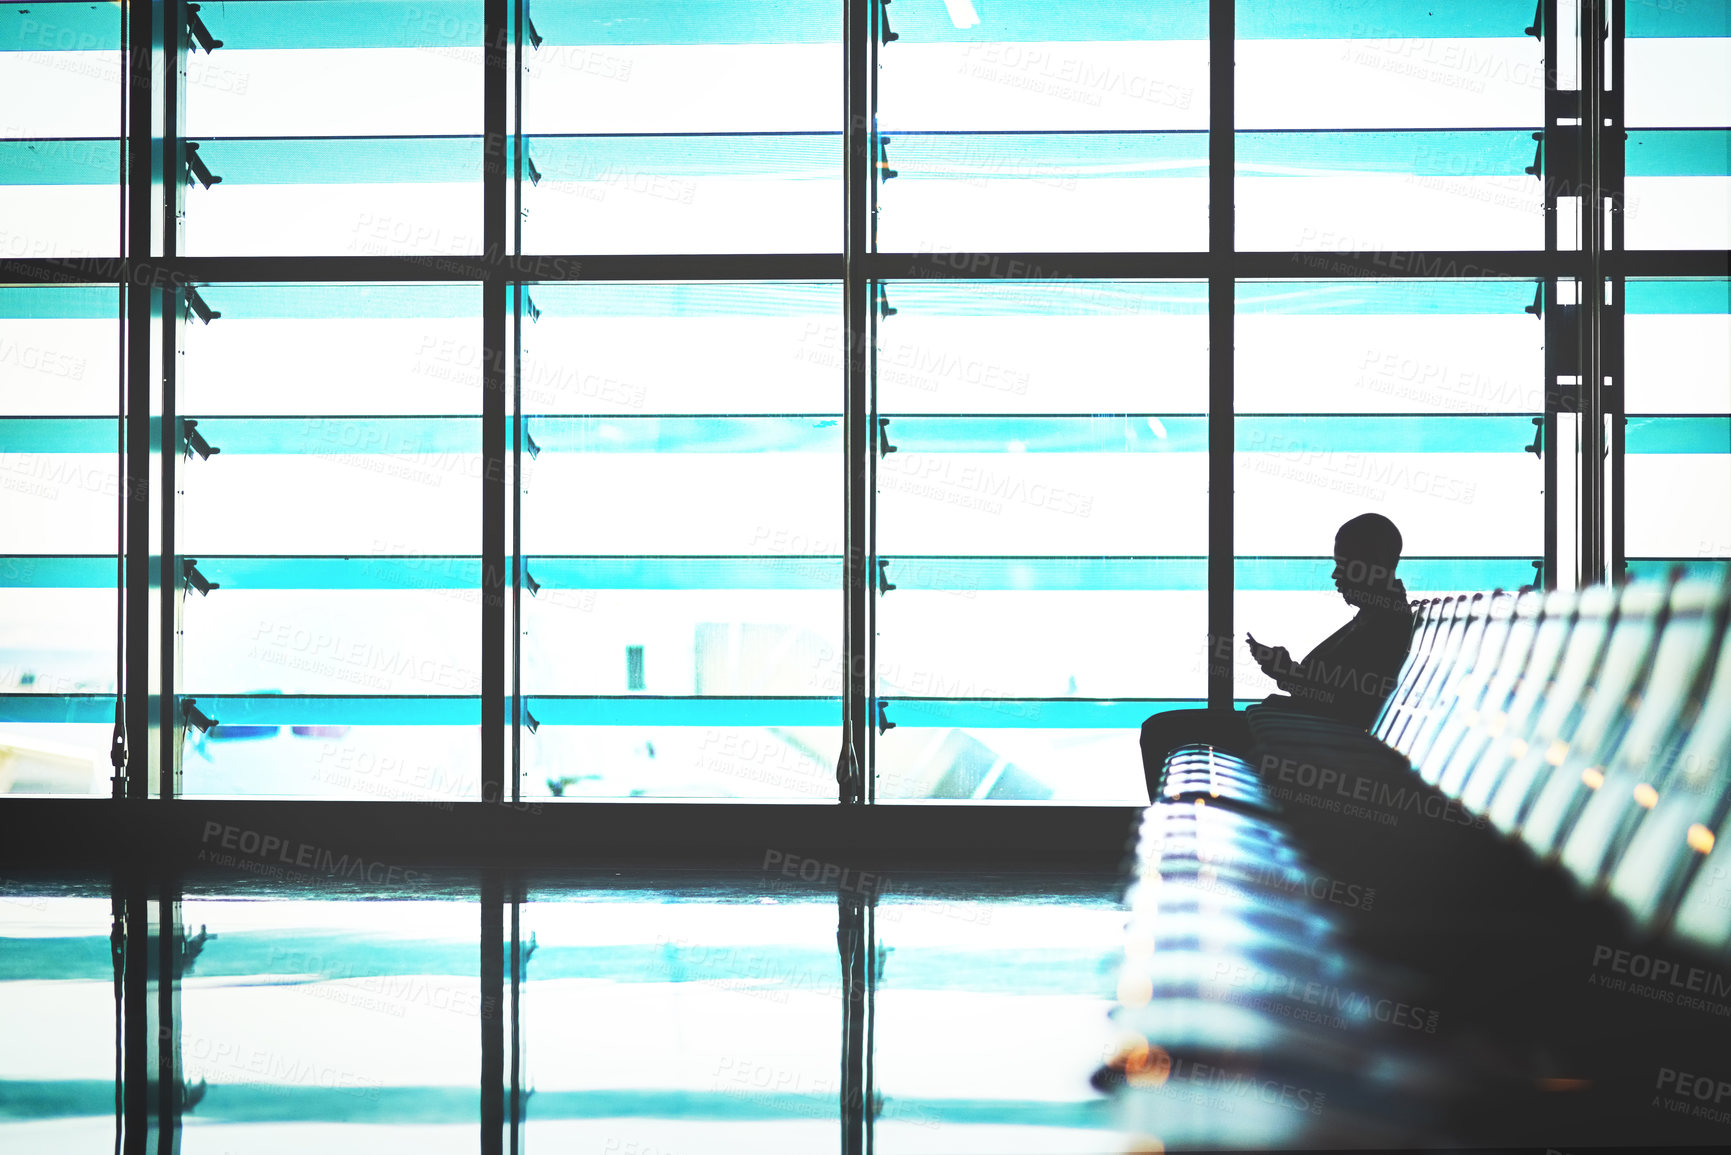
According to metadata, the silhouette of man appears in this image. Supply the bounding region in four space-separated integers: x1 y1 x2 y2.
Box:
1140 513 1414 803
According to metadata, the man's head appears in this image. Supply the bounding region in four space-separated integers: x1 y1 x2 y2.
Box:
1332 514 1403 608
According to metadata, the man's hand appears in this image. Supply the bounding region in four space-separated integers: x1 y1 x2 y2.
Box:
1246 633 1293 682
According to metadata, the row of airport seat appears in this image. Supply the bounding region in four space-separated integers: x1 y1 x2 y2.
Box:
1105 571 1731 1146
1250 571 1731 957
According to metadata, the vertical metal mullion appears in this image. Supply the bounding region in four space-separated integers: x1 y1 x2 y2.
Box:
838 890 871 1155
510 0 525 800
124 0 163 806
1579 0 1607 585
483 0 509 1148
482 0 508 802
1542 0 1560 589
840 0 873 803
121 879 155 1155
1608 0 1626 581
161 0 187 801
1206 0 1234 710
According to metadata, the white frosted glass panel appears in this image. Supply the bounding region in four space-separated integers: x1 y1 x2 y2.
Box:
877 454 1206 556
874 727 1144 802
1236 39 1543 129
182 592 481 697
1237 316 1545 414
521 318 839 415
878 177 1208 253
1241 176 1541 251
184 184 483 257
0 319 118 416
1625 456 1731 557
1626 40 1731 128
521 590 841 696
1625 178 1731 249
1625 315 1731 414
878 590 1207 699
1235 453 1540 555
879 42 1208 132
521 176 837 254
183 319 484 415
526 44 839 133
878 315 1207 414
0 454 118 551
526 455 837 554
184 49 483 136
180 455 481 555
0 187 120 259
0 52 121 136
0 588 115 693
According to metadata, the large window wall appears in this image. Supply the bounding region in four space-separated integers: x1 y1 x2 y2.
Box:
1 0 1725 805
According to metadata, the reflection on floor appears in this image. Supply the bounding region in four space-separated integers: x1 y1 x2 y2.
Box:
0 871 1135 1155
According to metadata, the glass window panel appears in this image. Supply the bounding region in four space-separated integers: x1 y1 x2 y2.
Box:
1238 4 1543 252
0 890 118 1153
0 286 120 795
177 897 479 1155
519 894 840 1152
177 284 482 798
522 1 841 254
876 4 1208 252
1235 281 1543 699
1625 16 1731 249
876 281 1205 804
1625 279 1731 569
520 283 842 799
0 6 123 260
183 3 484 256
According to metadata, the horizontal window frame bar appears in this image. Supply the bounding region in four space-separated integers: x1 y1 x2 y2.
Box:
4 251 1728 286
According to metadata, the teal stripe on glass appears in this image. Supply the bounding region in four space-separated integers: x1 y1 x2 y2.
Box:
1625 417 1731 453
7 414 1545 456
0 694 115 723
0 556 114 588
187 695 479 724
1625 278 1731 315
892 131 1207 180
190 283 479 321
1240 0 1541 40
873 555 1535 592
0 286 115 319
889 415 1207 452
526 415 839 454
195 556 479 589
198 0 484 50
0 417 115 453
1626 559 1731 582
186 136 481 185
1235 556 1539 590
528 282 842 317
1239 415 1537 453
0 139 120 185
1238 279 1539 314
882 556 1206 591
546 0 1203 44
881 698 1196 729
527 696 840 727
528 557 840 590
1 7 122 52
885 415 1537 454
884 280 1208 316
530 133 841 181
186 416 479 454
1628 2 1731 38
1626 130 1731 178
1237 130 1535 176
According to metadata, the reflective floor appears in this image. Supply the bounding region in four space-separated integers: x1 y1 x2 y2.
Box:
1 871 1136 1155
